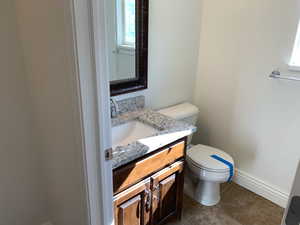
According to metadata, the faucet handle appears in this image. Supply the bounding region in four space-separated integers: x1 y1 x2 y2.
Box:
110 98 119 118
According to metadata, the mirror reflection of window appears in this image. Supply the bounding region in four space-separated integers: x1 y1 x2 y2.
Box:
117 0 136 49
107 0 136 82
289 20 300 70
123 0 135 47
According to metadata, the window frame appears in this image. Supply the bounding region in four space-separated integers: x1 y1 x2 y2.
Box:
289 20 300 71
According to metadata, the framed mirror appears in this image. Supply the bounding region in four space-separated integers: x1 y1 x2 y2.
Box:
106 0 149 96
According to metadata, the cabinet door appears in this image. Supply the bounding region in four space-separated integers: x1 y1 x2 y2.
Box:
151 161 184 225
114 178 151 225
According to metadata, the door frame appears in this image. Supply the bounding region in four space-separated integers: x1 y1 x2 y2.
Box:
67 0 114 225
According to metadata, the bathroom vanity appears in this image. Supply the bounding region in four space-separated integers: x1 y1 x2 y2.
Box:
111 97 196 225
113 139 186 225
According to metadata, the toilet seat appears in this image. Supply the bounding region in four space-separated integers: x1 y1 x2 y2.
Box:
187 144 234 173
187 158 231 174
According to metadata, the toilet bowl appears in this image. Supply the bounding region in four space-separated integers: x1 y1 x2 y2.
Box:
186 144 234 206
157 103 235 206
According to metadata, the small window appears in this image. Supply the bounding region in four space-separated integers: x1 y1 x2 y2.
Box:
289 20 300 70
116 0 136 49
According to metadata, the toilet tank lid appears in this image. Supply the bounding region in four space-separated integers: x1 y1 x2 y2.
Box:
158 102 199 120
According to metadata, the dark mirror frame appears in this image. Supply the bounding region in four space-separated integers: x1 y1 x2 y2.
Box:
110 0 149 96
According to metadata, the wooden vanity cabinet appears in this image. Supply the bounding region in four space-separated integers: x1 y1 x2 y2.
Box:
113 140 186 225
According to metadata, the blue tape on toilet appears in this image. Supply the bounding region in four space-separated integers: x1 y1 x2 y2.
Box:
210 154 234 182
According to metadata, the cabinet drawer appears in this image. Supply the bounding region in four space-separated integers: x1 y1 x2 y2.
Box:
113 141 185 194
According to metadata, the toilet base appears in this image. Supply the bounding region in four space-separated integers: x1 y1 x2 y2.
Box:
184 174 222 207
194 180 221 206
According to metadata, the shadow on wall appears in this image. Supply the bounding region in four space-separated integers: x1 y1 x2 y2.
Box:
192 117 258 169
192 119 210 146
226 133 258 169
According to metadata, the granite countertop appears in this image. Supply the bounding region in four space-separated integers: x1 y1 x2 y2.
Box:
111 109 196 169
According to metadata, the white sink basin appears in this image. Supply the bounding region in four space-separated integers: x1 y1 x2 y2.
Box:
112 121 158 148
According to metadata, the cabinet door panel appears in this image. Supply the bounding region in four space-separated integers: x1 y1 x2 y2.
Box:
114 179 151 225
151 161 184 225
160 174 177 219
119 195 142 225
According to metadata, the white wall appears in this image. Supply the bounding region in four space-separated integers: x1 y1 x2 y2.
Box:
193 0 300 197
114 0 202 110
15 0 87 224
0 0 46 224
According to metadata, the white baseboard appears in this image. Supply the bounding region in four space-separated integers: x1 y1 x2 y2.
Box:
233 169 289 208
41 222 53 225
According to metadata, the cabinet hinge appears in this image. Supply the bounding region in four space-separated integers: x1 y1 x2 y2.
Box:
105 148 113 160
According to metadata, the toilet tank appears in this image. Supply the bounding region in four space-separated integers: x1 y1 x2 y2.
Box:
157 102 199 145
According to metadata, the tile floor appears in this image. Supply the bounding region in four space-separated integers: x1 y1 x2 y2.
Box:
167 183 284 225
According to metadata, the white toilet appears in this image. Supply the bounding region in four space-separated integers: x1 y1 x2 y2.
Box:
158 103 234 206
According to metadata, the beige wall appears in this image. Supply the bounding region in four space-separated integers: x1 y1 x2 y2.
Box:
15 0 87 224
193 0 300 196
0 0 46 224
146 0 201 109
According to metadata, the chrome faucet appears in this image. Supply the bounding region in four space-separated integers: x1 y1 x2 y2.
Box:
110 98 119 118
